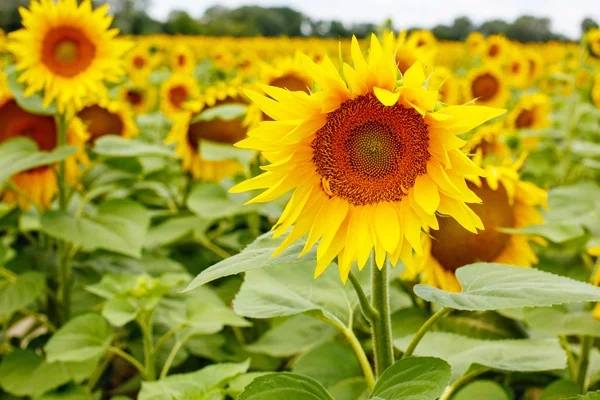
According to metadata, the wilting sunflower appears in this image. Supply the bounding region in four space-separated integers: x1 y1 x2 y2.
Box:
588 28 600 58
119 84 157 115
169 44 195 75
506 93 551 131
465 66 511 107
7 0 132 114
160 74 200 119
413 157 548 292
77 98 139 142
231 34 505 281
165 100 245 182
483 34 510 65
0 91 89 209
428 66 460 105
463 122 511 158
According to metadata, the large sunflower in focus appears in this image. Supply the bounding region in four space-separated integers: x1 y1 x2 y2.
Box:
413 157 548 292
231 35 505 281
0 90 89 209
7 0 132 114
465 66 511 107
77 99 139 142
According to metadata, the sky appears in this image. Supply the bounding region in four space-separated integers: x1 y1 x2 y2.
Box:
148 0 600 39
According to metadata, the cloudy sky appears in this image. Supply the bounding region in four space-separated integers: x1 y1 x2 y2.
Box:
148 0 600 39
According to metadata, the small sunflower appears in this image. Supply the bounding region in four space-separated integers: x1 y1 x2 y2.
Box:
259 53 313 94
7 0 132 114
504 50 530 89
77 98 139 142
0 92 89 209
413 157 548 292
506 93 551 131
592 72 600 109
483 34 510 64
463 122 512 158
406 30 437 50
169 44 195 75
395 31 436 75
231 35 505 281
588 28 600 58
465 66 511 107
119 84 158 115
525 50 545 86
160 74 200 119
125 46 153 84
466 32 485 54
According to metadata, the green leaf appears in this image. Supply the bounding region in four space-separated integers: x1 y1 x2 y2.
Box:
186 182 250 220
41 199 150 258
190 103 247 123
395 332 565 380
572 140 600 158
369 357 451 400
0 272 45 320
437 311 524 340
228 373 274 396
5 64 57 115
565 392 600 400
245 315 338 357
414 263 600 311
138 360 250 400
0 350 98 397
93 135 177 158
35 384 100 400
0 138 76 187
540 379 581 400
184 232 316 292
501 223 585 243
292 342 362 389
144 216 209 249
102 298 138 327
328 377 369 400
453 380 510 400
524 306 600 337
45 314 113 363
238 373 334 400
199 139 255 164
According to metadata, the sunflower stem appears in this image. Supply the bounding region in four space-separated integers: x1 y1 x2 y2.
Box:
402 307 450 359
56 114 72 326
342 327 376 389
578 335 593 392
348 271 378 322
370 257 394 377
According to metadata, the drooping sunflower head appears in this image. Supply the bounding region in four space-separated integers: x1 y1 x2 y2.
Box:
231 34 505 281
428 66 460 105
77 98 139 142
483 34 510 64
169 44 195 75
465 66 511 108
119 84 158 115
414 156 548 292
587 28 600 58
506 93 551 131
160 74 201 119
466 32 486 54
0 94 89 209
7 0 133 114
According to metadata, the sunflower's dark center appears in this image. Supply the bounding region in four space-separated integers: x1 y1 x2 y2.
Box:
430 180 514 272
312 93 430 206
269 74 310 93
133 56 146 69
42 26 96 77
511 62 521 73
529 60 537 76
0 100 57 151
126 90 144 106
472 73 499 102
488 44 500 57
417 39 426 47
169 85 189 110
515 109 534 128
78 105 123 142
187 97 248 150
178 54 186 67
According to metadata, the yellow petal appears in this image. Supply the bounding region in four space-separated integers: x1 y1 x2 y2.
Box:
404 61 425 88
373 202 400 253
374 87 400 106
413 175 439 215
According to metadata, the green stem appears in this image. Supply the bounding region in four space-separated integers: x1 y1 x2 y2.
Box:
439 367 491 400
370 257 394 377
199 237 231 259
140 315 156 381
108 346 146 376
159 334 193 380
403 307 450 359
348 271 378 321
0 266 17 283
87 352 114 391
578 336 592 392
153 324 187 355
56 114 68 210
559 335 577 381
342 327 375 389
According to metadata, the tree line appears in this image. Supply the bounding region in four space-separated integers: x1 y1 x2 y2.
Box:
1 0 598 41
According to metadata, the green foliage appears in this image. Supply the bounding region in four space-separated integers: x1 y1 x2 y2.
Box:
237 373 334 400
0 271 45 321
453 380 510 400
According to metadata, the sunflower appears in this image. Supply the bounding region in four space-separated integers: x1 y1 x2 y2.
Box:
230 34 505 281
592 72 600 109
463 122 511 158
0 91 89 209
169 44 195 75
464 66 511 107
125 46 154 85
483 34 510 64
504 50 530 89
160 74 200 119
7 0 132 114
77 98 139 142
406 30 437 50
413 157 548 292
119 84 157 115
428 66 460 105
395 31 436 75
259 53 313 94
165 101 245 182
506 93 551 131
466 32 485 54
524 50 545 86
588 28 600 58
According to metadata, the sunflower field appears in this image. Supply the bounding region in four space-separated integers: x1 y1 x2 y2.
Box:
1 1 600 399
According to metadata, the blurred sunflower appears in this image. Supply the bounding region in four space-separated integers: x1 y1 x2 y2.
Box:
466 32 485 54
463 122 511 158
406 30 437 50
506 93 551 131
483 34 510 64
169 44 195 75
592 72 600 109
119 85 157 115
231 34 504 281
525 50 545 86
77 98 139 142
395 31 436 75
160 74 200 119
588 28 600 58
413 157 548 292
0 89 89 209
465 66 511 107
7 0 132 114
125 46 153 84
260 53 313 94
504 50 530 89
428 66 460 105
